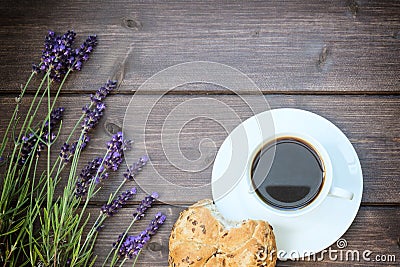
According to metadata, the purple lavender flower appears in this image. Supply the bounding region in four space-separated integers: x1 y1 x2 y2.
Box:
59 143 70 162
32 30 97 81
101 188 137 216
82 80 117 134
71 34 97 71
147 212 167 234
33 30 75 80
81 106 104 134
114 212 166 259
75 132 130 197
132 192 159 220
59 135 90 163
59 81 117 163
47 107 64 125
89 80 117 105
18 107 64 165
124 155 149 181
103 132 125 171
41 107 64 147
18 133 35 165
75 157 105 197
80 134 90 149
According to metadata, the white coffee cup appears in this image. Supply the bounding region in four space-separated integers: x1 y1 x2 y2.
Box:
248 132 353 218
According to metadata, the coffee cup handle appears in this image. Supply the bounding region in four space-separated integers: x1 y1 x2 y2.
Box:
328 186 354 200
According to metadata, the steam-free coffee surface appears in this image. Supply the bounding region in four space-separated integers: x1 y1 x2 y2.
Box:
251 138 324 209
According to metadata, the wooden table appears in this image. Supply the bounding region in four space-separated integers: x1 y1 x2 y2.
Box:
0 1 399 266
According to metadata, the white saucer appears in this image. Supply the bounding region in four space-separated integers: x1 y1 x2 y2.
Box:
211 108 363 259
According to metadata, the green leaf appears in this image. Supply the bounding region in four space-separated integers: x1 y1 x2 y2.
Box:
33 245 47 266
0 218 25 237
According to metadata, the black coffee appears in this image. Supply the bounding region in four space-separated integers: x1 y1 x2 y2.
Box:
251 137 324 209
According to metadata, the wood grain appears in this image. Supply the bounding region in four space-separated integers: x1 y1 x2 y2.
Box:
0 94 399 204
0 0 399 93
88 205 400 266
1 2 399 266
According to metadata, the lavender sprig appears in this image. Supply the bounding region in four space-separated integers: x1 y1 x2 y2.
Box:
75 157 105 197
60 80 117 163
59 143 70 162
101 188 137 217
104 132 126 171
74 132 129 197
114 212 167 259
88 80 117 106
124 155 149 181
80 156 150 257
105 192 160 266
18 107 64 165
82 79 117 134
132 192 159 220
72 34 97 71
32 30 97 81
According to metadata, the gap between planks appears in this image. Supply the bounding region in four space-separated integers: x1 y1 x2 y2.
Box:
2 90 400 97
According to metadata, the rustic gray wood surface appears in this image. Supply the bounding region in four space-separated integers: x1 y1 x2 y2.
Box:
0 0 399 266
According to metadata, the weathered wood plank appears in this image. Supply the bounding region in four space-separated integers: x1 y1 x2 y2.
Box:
0 0 399 93
0 94 399 204
88 205 400 266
